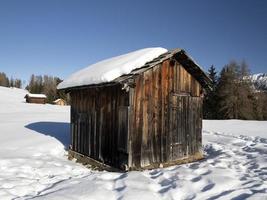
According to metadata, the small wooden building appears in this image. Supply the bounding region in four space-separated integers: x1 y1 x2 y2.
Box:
53 98 67 106
58 48 211 170
25 93 47 104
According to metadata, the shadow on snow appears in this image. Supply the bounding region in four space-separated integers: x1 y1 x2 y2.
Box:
25 122 70 149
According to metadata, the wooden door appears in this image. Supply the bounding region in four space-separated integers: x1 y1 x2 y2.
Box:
169 95 202 161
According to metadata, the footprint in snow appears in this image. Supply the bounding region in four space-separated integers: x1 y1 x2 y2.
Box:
149 170 164 179
201 182 215 192
194 168 212 176
191 176 202 182
189 163 200 169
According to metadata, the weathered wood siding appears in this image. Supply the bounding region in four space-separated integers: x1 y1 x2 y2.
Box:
128 59 203 169
26 97 46 104
70 85 129 168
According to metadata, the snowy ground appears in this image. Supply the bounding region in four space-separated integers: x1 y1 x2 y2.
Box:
0 86 266 200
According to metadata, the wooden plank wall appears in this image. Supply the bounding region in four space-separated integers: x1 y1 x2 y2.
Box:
26 97 46 104
129 59 203 169
70 85 129 168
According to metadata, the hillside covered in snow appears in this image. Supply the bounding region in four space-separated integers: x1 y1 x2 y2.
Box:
0 86 266 200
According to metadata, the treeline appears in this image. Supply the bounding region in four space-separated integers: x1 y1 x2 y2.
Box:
26 74 69 104
1 72 69 104
0 72 22 88
204 61 267 120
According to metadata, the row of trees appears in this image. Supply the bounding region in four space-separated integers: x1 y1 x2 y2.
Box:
26 74 69 104
203 61 267 120
0 72 22 88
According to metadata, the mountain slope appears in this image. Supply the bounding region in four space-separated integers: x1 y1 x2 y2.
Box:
249 73 267 91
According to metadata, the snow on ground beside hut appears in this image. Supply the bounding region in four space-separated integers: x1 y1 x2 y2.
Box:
57 47 168 89
0 86 266 200
203 120 267 139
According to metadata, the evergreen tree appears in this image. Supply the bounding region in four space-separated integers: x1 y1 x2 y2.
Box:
55 77 69 103
27 75 43 93
203 65 218 119
10 77 14 87
209 65 217 88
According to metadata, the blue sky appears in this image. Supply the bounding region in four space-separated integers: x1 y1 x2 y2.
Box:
0 0 266 84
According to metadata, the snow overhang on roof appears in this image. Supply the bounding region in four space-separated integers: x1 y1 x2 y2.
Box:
58 47 211 91
25 94 47 98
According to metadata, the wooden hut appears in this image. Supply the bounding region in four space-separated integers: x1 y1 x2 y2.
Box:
53 98 67 106
58 48 211 171
25 93 47 104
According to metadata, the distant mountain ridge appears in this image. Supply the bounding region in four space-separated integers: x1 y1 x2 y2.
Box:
249 73 267 91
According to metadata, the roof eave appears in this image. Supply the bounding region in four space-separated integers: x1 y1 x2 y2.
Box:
173 49 212 91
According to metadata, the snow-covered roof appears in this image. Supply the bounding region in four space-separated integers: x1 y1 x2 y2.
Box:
53 98 65 103
25 93 47 98
57 47 168 90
